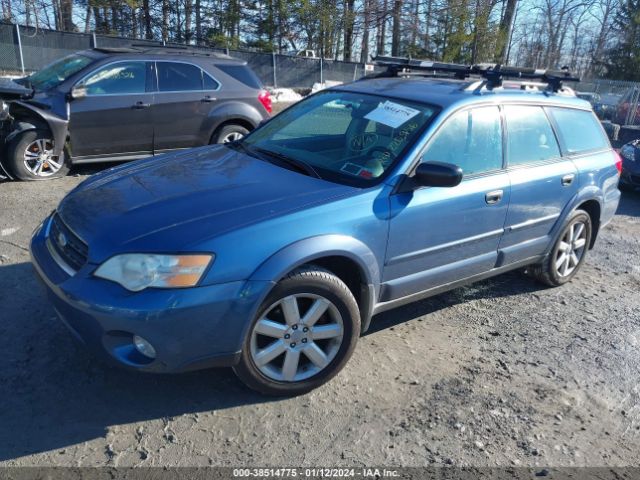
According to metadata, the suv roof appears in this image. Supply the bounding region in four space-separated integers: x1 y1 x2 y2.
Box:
88 46 247 65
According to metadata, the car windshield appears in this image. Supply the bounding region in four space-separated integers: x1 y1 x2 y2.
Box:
23 53 93 91
238 90 438 186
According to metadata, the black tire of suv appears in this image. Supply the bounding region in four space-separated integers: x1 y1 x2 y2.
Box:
212 124 250 144
528 209 592 287
233 266 361 396
6 129 69 181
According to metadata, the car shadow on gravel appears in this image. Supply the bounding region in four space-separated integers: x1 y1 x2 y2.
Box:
366 270 541 335
0 262 274 462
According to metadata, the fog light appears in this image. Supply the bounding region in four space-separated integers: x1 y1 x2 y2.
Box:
133 335 156 359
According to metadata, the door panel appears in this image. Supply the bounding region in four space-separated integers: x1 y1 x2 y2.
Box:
152 61 219 150
498 161 578 264
383 173 510 301
69 61 153 157
383 105 508 302
498 105 579 264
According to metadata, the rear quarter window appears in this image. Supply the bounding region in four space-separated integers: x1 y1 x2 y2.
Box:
215 64 262 89
547 107 610 154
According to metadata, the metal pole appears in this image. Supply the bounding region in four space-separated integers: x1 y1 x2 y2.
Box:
272 52 277 88
91 32 97 48
320 57 323 85
15 24 25 74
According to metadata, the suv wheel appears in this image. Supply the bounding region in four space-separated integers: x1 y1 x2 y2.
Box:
6 130 69 181
212 125 250 144
528 209 592 287
233 266 360 396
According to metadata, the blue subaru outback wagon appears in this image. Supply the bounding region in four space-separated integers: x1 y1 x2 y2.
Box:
30 58 622 395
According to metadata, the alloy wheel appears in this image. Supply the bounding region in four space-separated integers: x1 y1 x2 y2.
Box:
222 132 244 143
249 294 344 382
23 138 62 177
554 220 588 277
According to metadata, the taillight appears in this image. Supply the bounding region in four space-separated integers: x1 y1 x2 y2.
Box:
258 90 272 114
614 151 623 175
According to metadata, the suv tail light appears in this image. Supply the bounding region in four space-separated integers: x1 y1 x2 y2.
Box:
614 151 623 175
258 90 272 114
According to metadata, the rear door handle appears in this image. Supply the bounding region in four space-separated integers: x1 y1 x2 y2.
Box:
561 174 575 186
132 101 151 109
485 190 503 205
201 96 217 103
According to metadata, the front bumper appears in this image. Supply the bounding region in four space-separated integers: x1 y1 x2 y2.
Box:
620 168 640 187
30 215 272 373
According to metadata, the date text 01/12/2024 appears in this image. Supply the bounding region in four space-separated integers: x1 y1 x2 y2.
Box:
232 468 400 478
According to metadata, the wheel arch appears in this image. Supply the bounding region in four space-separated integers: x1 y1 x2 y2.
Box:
548 187 603 254
210 118 255 143
575 199 601 249
248 235 380 333
6 101 69 158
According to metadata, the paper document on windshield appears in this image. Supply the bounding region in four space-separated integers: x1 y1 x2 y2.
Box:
364 101 420 129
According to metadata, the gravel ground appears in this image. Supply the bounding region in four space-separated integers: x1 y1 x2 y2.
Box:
0 170 639 468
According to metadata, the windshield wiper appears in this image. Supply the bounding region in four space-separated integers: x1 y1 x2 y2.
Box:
251 146 322 179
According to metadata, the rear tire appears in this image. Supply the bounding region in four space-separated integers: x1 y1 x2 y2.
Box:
528 209 592 287
212 124 250 144
233 266 360 396
6 129 69 181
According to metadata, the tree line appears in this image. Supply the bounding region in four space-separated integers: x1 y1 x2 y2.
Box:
2 0 639 80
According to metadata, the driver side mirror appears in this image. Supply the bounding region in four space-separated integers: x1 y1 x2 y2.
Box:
413 162 463 188
69 85 87 100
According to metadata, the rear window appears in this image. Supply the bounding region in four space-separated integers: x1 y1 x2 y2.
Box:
215 64 262 88
547 107 610 154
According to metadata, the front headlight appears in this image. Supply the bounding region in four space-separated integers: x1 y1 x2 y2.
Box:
94 253 214 292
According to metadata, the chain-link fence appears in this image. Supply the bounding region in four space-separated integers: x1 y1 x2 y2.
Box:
0 22 374 88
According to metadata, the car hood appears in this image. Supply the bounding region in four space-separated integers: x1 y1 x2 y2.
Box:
0 77 33 100
57 146 356 262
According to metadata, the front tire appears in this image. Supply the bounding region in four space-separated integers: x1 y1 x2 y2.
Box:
6 129 69 181
528 209 592 287
233 266 360 396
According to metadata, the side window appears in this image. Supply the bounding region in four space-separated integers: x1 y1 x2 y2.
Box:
504 105 560 165
157 62 203 92
80 62 146 95
421 106 503 176
547 107 610 154
203 72 220 90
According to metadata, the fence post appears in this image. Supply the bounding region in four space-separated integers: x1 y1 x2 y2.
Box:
272 52 277 88
91 32 97 48
320 57 323 85
15 24 25 74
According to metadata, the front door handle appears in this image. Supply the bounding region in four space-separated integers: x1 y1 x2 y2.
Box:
485 190 504 205
132 101 151 109
561 174 575 186
201 95 217 103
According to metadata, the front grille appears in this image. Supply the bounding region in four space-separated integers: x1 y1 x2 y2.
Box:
48 213 88 272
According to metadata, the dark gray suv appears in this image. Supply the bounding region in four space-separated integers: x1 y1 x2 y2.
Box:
0 47 271 180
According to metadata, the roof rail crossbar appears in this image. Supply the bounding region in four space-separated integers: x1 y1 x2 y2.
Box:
371 56 580 92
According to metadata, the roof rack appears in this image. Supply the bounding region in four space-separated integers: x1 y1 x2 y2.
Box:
371 55 580 93
94 43 233 59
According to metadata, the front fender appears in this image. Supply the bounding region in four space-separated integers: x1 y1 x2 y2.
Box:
10 101 68 158
247 234 381 332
